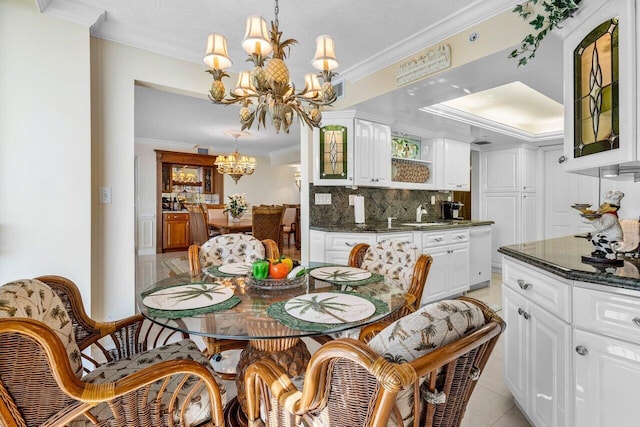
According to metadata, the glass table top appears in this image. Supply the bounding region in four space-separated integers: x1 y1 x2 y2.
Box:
137 267 405 340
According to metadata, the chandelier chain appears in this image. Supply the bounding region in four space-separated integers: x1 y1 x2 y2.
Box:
274 0 279 28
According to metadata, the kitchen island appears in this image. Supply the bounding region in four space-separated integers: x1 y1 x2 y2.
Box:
310 220 494 304
498 235 640 427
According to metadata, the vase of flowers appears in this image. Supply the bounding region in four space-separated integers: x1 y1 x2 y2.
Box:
224 193 249 222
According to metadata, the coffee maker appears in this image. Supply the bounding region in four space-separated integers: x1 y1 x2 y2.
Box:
441 201 464 220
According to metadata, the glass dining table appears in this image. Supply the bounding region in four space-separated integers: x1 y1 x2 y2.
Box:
137 264 406 425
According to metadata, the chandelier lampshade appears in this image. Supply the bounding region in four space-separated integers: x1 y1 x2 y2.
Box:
203 0 339 134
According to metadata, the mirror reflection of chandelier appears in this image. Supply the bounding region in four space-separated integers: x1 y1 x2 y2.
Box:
215 131 257 184
203 0 339 134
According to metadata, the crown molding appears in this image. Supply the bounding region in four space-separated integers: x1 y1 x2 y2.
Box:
339 0 521 82
36 0 105 27
420 105 564 143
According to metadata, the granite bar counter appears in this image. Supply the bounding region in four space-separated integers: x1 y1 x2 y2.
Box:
498 235 640 291
310 220 493 233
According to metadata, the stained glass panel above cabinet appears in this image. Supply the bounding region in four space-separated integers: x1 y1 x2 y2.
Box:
319 125 348 179
573 18 619 158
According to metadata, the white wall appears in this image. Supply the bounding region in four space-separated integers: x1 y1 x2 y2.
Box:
135 141 301 254
0 0 92 306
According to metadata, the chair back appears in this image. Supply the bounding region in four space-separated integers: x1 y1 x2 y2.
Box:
197 234 271 268
0 279 82 426
185 203 209 246
350 240 433 319
245 297 504 427
618 219 640 253
206 203 227 222
281 205 297 229
252 205 285 250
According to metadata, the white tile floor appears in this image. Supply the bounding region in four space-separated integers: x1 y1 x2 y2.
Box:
136 254 530 426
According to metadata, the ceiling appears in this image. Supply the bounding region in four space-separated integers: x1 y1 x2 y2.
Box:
40 0 566 155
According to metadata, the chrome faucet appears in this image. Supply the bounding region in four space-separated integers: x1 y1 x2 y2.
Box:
416 204 428 222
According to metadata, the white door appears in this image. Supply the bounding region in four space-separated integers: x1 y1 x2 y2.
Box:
421 246 448 304
354 119 374 186
528 302 571 427
482 148 519 192
521 148 537 192
373 123 391 186
503 286 529 406
574 329 640 427
543 148 598 238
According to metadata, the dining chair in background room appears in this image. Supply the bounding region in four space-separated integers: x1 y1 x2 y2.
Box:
185 203 210 246
0 278 226 427
244 297 505 427
281 204 298 248
252 205 285 252
205 203 227 237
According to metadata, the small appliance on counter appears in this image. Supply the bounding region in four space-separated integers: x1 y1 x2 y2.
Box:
442 201 464 220
162 197 172 210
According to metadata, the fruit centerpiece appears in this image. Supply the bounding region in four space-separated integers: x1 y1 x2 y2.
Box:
247 256 306 289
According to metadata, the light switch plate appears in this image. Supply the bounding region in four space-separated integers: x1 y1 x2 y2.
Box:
349 195 356 205
314 193 332 205
431 195 436 205
99 187 112 204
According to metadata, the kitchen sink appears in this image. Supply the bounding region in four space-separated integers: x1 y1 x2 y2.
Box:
401 222 447 227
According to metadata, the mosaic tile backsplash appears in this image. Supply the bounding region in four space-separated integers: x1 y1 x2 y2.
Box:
310 185 453 226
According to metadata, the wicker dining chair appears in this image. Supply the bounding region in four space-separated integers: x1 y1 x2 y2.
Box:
281 204 298 248
349 240 433 322
185 203 210 246
0 279 226 427
245 297 505 427
252 205 285 252
188 233 280 274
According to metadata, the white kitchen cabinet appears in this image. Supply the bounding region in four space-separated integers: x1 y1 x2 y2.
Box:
442 138 470 191
310 231 413 265
313 110 393 187
482 192 519 269
469 225 492 288
482 147 537 193
354 119 391 187
573 286 640 427
503 283 572 427
420 229 470 304
561 0 637 173
309 230 326 263
521 193 537 244
521 147 537 193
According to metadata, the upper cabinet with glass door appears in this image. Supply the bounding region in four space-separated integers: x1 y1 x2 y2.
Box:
561 0 636 173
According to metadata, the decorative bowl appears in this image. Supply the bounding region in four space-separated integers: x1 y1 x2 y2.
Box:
245 273 307 290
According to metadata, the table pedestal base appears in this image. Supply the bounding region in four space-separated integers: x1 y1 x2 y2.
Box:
234 338 311 419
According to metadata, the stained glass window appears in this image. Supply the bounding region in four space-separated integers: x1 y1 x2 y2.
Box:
573 18 619 158
319 125 347 179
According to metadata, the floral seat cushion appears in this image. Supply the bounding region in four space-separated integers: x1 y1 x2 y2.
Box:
76 339 226 427
360 240 418 292
200 234 266 267
0 279 83 377
367 299 486 427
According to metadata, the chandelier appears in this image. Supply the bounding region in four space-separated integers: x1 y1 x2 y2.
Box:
203 0 339 134
214 131 257 183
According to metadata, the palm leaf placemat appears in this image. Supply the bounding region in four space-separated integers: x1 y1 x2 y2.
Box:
308 266 384 287
203 265 243 278
267 291 388 332
142 282 240 319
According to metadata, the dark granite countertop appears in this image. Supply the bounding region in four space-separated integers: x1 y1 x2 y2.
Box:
310 220 493 233
499 235 640 291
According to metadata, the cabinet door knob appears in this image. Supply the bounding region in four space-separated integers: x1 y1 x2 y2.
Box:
517 308 524 316
575 345 588 356
523 311 530 320
632 317 640 328
517 279 531 290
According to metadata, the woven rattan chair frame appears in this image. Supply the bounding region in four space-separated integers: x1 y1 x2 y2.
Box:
186 203 210 246
244 297 505 427
36 275 189 372
0 318 226 427
252 206 285 252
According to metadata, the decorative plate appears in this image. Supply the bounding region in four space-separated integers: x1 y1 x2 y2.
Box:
218 262 252 275
309 266 372 282
284 292 376 324
571 203 592 209
142 283 234 311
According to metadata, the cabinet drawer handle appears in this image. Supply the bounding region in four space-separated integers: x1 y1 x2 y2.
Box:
632 318 640 328
575 346 588 356
517 279 531 290
434 237 444 242
517 308 530 320
345 242 356 247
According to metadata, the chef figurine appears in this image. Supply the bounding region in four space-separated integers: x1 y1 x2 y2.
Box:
579 190 625 261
